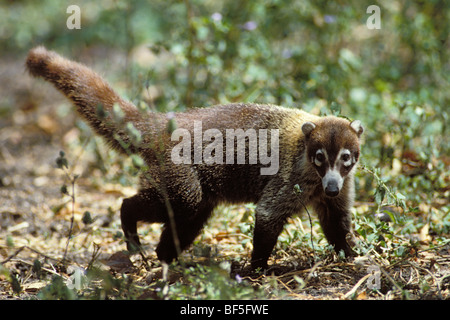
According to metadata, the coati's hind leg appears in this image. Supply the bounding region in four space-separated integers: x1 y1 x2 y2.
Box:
120 190 168 252
313 197 355 257
156 202 215 263
121 166 209 262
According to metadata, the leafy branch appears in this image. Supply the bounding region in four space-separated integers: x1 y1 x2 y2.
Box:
56 151 79 264
360 164 407 222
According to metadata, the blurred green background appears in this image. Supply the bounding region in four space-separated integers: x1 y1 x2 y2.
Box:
1 0 448 217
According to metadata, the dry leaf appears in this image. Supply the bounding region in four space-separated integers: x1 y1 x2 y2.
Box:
106 251 134 273
23 281 47 293
357 290 368 300
419 223 431 243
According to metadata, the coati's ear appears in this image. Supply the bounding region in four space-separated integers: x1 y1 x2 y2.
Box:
302 122 316 138
350 120 364 137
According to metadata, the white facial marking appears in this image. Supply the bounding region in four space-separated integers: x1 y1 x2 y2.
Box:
314 149 327 166
340 149 352 167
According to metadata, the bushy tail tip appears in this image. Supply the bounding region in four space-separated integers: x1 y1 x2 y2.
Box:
26 46 58 78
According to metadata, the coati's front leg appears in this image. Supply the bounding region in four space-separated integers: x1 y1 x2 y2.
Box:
251 209 287 270
250 181 357 269
251 188 296 270
313 197 355 257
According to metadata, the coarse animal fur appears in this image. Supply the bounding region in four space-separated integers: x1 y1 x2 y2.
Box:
26 46 363 269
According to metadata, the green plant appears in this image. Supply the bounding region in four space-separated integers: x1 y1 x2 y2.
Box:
153 261 260 300
55 151 79 263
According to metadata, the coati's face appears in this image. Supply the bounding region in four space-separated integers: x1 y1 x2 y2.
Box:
302 118 363 197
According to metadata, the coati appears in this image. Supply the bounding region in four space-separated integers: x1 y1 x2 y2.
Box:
26 46 363 269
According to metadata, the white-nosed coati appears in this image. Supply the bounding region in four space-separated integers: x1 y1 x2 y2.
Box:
26 46 363 269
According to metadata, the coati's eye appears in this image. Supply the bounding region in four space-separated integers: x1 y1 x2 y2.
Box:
314 149 326 166
316 153 325 162
341 149 352 167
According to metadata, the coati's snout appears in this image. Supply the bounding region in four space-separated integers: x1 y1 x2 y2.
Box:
302 118 364 197
322 169 343 197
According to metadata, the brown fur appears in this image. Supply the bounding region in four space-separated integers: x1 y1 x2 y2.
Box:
26 47 363 269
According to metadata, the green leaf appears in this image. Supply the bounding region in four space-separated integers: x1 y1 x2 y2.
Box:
112 103 125 122
166 117 177 134
82 211 93 225
130 154 145 169
126 122 142 146
60 185 68 195
56 151 68 169
374 186 386 205
96 104 108 119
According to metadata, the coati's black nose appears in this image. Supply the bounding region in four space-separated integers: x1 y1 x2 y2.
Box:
325 180 340 197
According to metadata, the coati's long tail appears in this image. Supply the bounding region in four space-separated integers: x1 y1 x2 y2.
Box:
26 46 142 153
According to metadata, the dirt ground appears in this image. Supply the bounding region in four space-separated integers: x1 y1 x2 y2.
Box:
1 53 449 300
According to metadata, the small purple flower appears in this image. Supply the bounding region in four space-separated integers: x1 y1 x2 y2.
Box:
324 15 336 24
235 274 243 283
242 21 258 31
211 12 222 22
282 48 293 59
166 111 175 120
